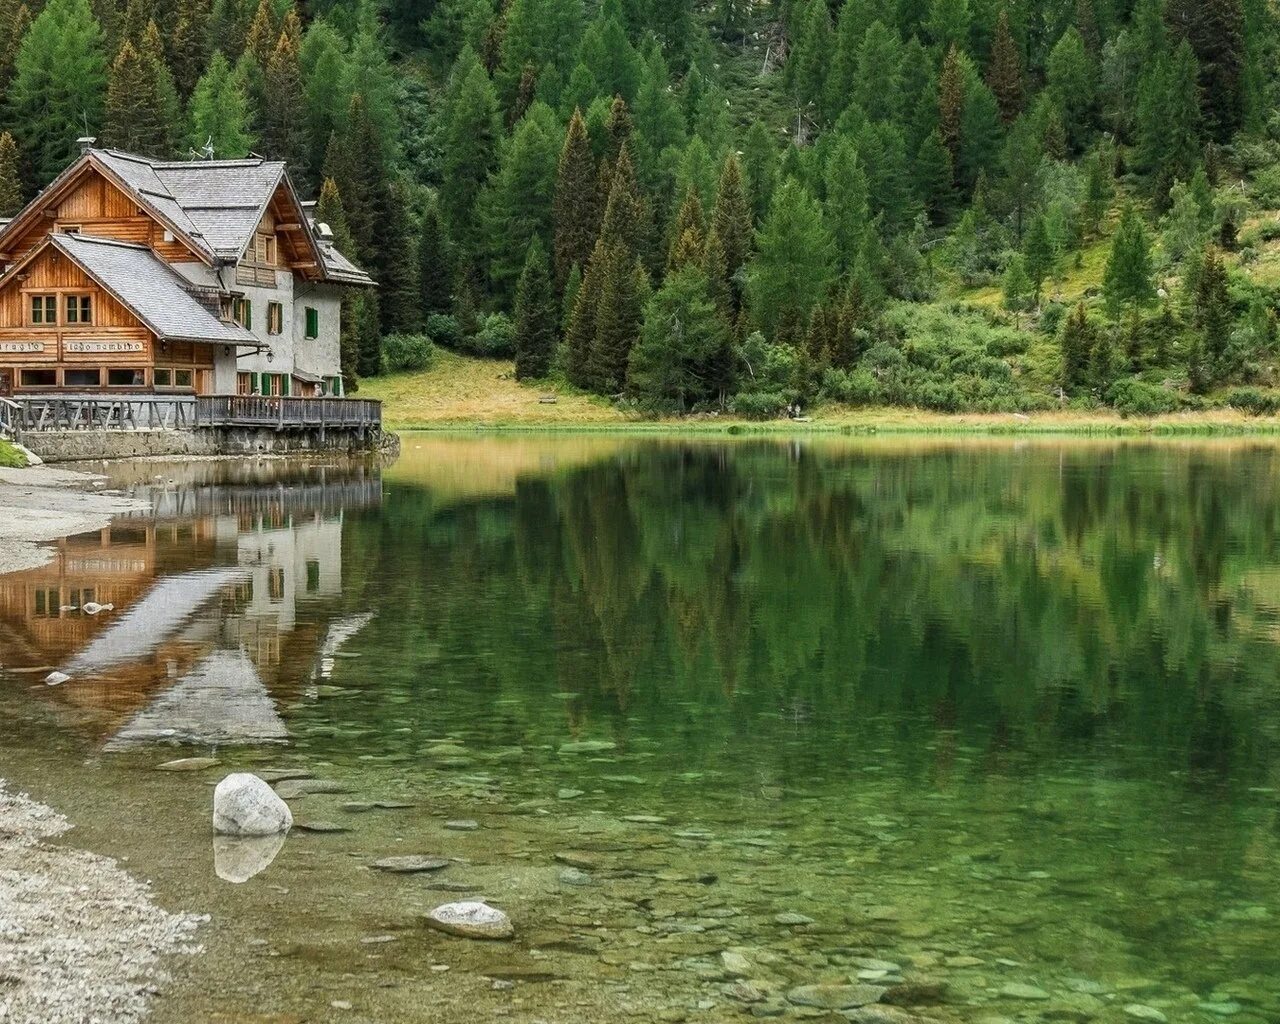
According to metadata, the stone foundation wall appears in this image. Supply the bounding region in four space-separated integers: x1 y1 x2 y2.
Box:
22 428 399 463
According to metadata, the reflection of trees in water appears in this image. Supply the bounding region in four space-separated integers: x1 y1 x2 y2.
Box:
344 443 1280 786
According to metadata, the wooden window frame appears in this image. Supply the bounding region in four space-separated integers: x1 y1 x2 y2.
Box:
19 367 57 387
267 301 283 335
29 294 57 325
105 368 146 388
65 293 93 325
63 367 102 388
232 297 252 330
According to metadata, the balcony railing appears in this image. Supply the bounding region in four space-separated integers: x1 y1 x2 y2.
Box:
3 395 380 433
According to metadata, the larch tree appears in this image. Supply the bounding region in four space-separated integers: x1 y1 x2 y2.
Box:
513 238 557 380
627 264 728 410
8 0 107 186
440 46 501 258
712 153 753 304
937 45 966 162
746 178 836 339
187 50 255 157
1060 302 1094 390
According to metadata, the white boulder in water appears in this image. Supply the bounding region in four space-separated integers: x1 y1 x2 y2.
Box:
424 901 514 940
212 773 293 836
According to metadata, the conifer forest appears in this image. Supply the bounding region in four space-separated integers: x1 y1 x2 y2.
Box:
1 0 1279 415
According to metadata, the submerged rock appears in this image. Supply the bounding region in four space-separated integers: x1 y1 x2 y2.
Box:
557 867 593 886
156 757 220 772
786 983 886 1010
1123 1006 1168 1022
294 821 352 834
445 819 479 831
424 901 514 940
558 740 617 754
774 912 815 926
213 833 286 883
274 779 351 799
213 773 292 836
371 855 450 874
998 983 1050 1001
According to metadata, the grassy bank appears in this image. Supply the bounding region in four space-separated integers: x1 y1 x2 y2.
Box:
359 351 1280 436
0 440 27 467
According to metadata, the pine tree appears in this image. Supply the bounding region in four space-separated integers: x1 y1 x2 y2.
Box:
1091 322 1119 387
0 131 22 216
747 178 836 339
0 1 32 98
926 0 970 53
261 30 309 170
986 8 1023 122
1103 205 1156 315
553 108 600 289
1045 27 1095 150
9 0 107 185
418 201 453 317
566 239 604 386
514 238 557 380
187 51 254 157
712 153 753 293
824 137 870 271
1060 301 1093 390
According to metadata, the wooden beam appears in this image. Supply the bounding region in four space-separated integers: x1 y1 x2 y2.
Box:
276 222 304 231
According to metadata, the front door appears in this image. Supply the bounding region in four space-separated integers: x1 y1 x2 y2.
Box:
0 370 11 397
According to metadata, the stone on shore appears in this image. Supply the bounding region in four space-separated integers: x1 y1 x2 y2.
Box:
424 901 514 940
213 773 292 836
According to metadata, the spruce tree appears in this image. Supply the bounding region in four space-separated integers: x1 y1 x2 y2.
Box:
514 238 557 380
418 201 453 317
9 0 107 185
937 45 966 161
588 243 645 393
553 108 600 288
1023 215 1055 301
1060 302 1093 390
986 8 1023 122
667 186 706 270
1002 253 1032 320
914 129 955 223
712 153 753 293
1045 27 1095 150
565 239 604 386
0 131 22 216
1103 205 1156 315
105 39 168 156
1193 246 1232 365
0 1 32 99
168 0 208 98
627 264 727 410
377 178 421 335
824 137 870 271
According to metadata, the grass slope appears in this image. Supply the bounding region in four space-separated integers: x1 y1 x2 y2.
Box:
0 440 26 467
365 351 1280 434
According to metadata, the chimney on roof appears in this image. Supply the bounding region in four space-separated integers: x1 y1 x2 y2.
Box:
77 136 96 154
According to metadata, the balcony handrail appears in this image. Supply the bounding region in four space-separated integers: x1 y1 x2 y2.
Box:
3 394 380 433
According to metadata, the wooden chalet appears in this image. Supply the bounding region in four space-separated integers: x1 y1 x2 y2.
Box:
0 142 373 400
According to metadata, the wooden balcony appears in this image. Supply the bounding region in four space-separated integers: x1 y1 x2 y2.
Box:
2 395 380 433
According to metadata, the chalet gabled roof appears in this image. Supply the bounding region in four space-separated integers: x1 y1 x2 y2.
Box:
51 233 259 345
0 148 373 286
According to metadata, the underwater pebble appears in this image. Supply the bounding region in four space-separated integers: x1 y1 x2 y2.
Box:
371 855 450 874
998 983 1050 1000
1123 1006 1168 1023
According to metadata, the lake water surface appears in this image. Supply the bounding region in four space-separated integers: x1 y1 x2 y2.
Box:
1 436 1278 1024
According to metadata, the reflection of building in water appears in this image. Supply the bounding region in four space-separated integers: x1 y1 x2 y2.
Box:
0 464 379 746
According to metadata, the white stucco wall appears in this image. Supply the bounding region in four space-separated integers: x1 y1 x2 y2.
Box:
171 262 344 393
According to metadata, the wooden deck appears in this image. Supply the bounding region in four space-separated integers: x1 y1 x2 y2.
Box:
1 395 381 433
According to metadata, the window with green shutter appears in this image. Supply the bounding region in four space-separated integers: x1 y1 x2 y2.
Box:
305 307 319 339
282 374 290 396
250 372 260 394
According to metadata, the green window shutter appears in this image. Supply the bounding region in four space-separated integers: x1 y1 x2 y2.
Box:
305 307 319 338
244 300 252 330
250 372 260 394
282 374 290 396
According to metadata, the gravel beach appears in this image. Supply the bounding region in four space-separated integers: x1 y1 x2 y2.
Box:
0 782 203 1024
0 464 144 575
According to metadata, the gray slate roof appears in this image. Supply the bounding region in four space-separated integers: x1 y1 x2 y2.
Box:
53 233 259 345
94 150 372 284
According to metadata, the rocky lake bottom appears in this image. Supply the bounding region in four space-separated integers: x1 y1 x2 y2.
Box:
1 438 1278 1023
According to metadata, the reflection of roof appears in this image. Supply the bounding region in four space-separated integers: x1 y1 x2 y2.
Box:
52 567 250 680
105 648 288 749
50 234 258 345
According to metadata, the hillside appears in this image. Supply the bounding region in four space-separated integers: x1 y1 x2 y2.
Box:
1 0 1279 419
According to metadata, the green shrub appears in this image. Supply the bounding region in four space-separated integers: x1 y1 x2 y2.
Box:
729 390 790 419
1226 386 1280 415
457 313 515 357
1107 378 1182 416
381 333 436 373
425 313 461 349
822 367 884 406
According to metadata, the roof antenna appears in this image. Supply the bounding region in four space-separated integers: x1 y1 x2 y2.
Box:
187 136 215 161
